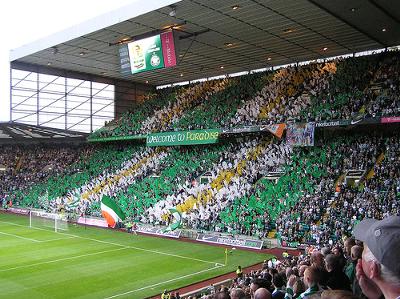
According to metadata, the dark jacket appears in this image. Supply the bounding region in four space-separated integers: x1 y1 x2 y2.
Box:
326 269 351 291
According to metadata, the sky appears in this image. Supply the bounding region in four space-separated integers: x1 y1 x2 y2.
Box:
0 0 141 123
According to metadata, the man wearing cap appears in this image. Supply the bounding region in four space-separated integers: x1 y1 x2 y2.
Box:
353 215 400 299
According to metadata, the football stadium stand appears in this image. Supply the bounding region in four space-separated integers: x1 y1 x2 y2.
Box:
4 0 400 298
4 51 399 242
88 51 400 140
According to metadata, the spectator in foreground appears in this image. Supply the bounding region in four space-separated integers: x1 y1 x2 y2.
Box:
230 288 246 299
310 251 329 286
354 216 400 299
325 254 351 291
272 273 286 299
285 266 322 299
320 290 360 299
254 288 272 299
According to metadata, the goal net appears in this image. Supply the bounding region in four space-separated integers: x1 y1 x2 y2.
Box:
29 210 69 232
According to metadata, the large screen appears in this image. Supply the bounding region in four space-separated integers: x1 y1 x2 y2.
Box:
119 31 177 75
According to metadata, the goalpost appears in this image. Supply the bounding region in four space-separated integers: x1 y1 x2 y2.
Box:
29 210 69 232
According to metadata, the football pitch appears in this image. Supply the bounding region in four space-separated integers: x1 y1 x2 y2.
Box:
0 213 271 298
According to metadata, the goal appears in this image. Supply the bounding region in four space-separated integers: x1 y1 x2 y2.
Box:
29 210 69 232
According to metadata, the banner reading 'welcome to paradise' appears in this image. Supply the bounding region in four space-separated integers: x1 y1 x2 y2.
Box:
146 129 220 147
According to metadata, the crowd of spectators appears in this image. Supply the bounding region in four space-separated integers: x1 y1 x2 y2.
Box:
230 62 335 126
144 138 292 230
51 146 169 215
90 89 177 139
274 134 399 247
89 51 400 140
0 50 399 299
1 53 398 291
9 144 139 210
0 144 85 207
172 73 265 131
4 130 398 256
107 143 228 221
364 53 400 117
196 216 400 299
91 78 229 139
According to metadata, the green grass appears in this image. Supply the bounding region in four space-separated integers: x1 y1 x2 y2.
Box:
0 213 271 299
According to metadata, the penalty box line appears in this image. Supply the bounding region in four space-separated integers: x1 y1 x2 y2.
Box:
0 230 41 243
0 223 75 243
0 220 223 267
0 247 128 273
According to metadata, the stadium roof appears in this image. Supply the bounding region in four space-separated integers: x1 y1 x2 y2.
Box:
10 0 400 86
0 122 87 144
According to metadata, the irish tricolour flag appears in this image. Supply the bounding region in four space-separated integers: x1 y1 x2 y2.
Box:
101 196 125 228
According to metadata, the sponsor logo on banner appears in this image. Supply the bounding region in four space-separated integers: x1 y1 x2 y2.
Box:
146 129 220 147
281 240 300 248
77 217 108 228
356 117 381 125
381 116 400 123
127 34 165 74
315 120 350 127
137 225 181 238
350 119 363 125
232 126 258 133
161 31 177 68
196 233 263 250
122 31 177 75
315 117 381 128
35 211 58 219
221 126 259 134
2 207 30 215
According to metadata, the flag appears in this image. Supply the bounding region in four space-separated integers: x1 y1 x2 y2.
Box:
163 208 182 232
260 123 286 138
101 196 126 228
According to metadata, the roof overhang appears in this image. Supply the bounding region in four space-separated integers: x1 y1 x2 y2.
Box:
10 0 181 62
0 122 88 144
10 0 400 86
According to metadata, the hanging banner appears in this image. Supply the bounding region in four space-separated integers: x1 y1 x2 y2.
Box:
146 129 220 147
161 31 177 68
286 122 315 146
128 34 164 74
123 31 177 75
119 45 131 76
260 123 286 138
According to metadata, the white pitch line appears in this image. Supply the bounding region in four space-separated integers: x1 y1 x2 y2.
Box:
0 230 41 243
0 247 128 273
0 220 219 266
104 264 224 299
39 236 76 243
0 217 206 264
64 234 219 265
